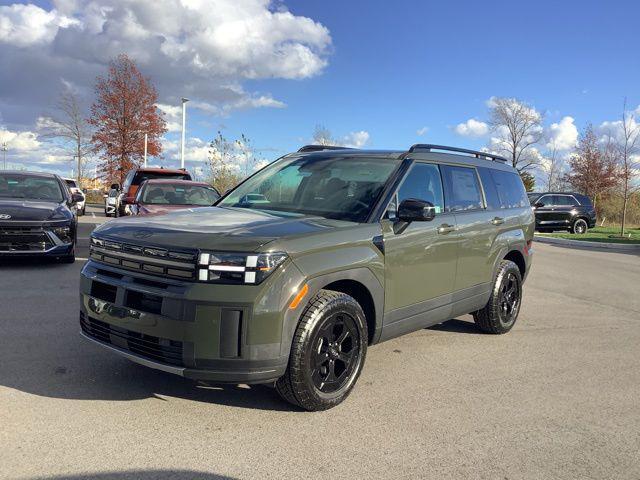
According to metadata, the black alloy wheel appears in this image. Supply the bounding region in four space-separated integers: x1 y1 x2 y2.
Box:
309 312 361 394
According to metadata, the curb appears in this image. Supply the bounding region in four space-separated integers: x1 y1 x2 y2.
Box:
534 234 640 251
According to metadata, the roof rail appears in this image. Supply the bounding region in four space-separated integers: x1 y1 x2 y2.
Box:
297 145 355 153
408 144 508 163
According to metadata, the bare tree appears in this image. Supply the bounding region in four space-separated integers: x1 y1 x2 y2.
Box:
541 142 562 191
312 124 335 146
488 97 544 173
208 131 251 194
607 100 640 236
40 89 93 182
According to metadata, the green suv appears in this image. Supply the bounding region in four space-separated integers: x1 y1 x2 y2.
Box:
80 144 534 410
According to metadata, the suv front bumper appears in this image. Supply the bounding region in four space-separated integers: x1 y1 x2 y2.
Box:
79 259 305 384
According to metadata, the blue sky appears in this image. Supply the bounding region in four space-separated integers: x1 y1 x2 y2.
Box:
220 0 640 153
0 0 639 180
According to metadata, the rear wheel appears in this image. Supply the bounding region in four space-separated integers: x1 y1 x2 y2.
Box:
473 260 522 334
571 218 588 234
276 289 367 411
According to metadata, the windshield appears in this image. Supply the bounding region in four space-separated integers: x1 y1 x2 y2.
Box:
65 180 78 189
140 183 220 206
0 174 64 202
218 155 399 222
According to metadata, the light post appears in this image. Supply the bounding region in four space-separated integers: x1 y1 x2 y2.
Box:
143 133 148 168
180 97 189 169
1 142 7 170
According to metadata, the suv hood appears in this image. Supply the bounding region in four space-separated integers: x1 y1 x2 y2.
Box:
93 206 352 252
0 198 70 222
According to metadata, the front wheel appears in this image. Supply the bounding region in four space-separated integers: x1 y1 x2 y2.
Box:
276 289 368 411
473 260 522 334
571 218 588 234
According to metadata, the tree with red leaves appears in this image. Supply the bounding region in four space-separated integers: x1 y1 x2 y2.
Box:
564 124 619 211
90 54 166 183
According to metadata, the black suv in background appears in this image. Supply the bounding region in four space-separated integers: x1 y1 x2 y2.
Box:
528 192 596 234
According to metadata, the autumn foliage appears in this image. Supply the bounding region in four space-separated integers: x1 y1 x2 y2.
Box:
564 125 619 210
89 54 166 183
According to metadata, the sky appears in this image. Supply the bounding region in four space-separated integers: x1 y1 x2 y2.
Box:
0 0 639 184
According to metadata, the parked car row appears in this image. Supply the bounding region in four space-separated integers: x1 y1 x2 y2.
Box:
103 167 219 217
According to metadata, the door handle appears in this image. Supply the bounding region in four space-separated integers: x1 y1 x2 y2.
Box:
491 216 505 226
437 223 456 235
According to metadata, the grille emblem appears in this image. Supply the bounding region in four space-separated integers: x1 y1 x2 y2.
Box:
0 214 11 219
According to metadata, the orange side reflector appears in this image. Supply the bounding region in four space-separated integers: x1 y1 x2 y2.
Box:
289 284 309 310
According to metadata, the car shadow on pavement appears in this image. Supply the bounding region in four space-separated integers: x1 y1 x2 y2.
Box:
29 470 236 480
0 306 295 411
427 318 486 334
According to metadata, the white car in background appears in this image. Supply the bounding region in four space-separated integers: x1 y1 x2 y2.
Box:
104 188 119 217
64 178 86 216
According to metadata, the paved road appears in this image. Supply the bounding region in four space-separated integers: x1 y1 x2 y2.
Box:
1 209 639 479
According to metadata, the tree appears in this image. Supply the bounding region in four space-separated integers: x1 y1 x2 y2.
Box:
520 171 536 192
488 97 544 173
606 100 640 236
40 89 93 182
312 125 335 146
89 54 166 183
208 131 243 194
564 124 618 210
540 142 562 191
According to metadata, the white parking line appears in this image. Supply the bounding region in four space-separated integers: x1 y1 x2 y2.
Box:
91 212 96 218
76 257 89 261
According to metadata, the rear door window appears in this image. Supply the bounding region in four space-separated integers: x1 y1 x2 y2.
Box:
490 170 529 209
441 165 484 212
555 195 575 206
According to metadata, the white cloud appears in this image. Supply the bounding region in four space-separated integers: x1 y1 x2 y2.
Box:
546 116 578 151
0 127 41 151
454 118 489 137
342 131 370 148
0 0 331 124
0 3 78 47
416 126 428 136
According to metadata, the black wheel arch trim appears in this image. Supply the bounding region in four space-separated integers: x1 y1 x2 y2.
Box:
279 267 384 359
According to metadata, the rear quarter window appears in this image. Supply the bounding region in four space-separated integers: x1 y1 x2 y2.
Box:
477 167 501 210
490 170 528 209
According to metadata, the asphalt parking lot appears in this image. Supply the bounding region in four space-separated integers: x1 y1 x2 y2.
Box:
1 205 639 480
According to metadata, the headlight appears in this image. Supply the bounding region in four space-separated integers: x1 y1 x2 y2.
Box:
51 226 72 243
197 251 288 284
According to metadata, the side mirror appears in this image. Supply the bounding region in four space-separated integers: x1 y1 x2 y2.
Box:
398 198 436 222
110 183 120 191
71 192 84 204
534 202 544 208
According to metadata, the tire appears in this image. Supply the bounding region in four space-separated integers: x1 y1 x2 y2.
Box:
473 260 522 334
276 289 368 411
78 206 85 216
571 218 588 234
104 208 111 217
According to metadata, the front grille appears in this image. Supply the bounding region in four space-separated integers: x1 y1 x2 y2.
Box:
89 237 196 281
80 312 184 367
0 226 52 252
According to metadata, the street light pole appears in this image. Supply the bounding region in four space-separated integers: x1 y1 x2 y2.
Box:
180 97 189 169
143 133 148 168
1 142 7 170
